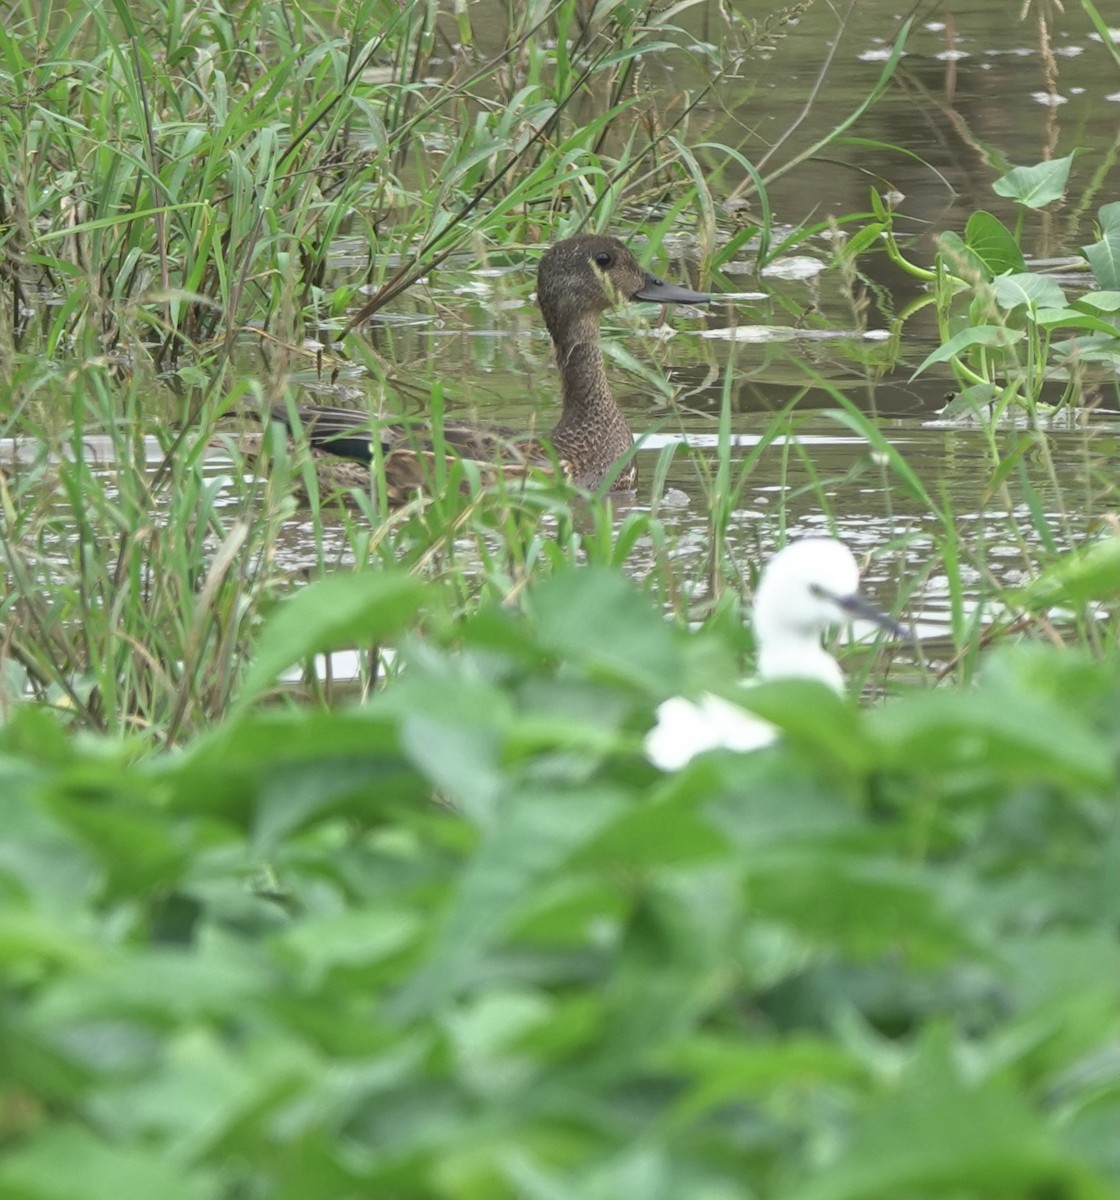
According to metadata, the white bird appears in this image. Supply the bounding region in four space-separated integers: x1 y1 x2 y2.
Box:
644 538 904 770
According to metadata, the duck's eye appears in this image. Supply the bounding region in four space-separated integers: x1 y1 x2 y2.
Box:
593 251 613 268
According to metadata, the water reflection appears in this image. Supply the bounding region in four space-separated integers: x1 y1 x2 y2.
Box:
7 2 1117 662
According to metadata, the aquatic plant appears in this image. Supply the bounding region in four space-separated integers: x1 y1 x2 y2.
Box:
877 167 1120 417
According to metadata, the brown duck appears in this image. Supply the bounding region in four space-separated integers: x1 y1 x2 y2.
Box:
271 235 709 504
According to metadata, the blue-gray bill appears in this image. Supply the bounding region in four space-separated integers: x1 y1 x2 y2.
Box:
831 589 909 641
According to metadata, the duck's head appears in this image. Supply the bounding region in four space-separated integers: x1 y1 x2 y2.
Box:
536 234 709 343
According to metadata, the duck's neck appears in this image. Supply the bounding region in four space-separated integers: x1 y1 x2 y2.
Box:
547 327 634 487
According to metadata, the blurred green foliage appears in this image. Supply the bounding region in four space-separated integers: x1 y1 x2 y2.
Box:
1 566 1116 1199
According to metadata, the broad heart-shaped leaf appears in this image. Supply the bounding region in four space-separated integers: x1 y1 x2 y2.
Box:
991 152 1076 209
525 566 680 693
0 1121 213 1200
1098 200 1120 235
909 325 1025 380
991 271 1066 312
936 230 991 282
783 1028 1111 1200
964 210 1025 274
237 571 428 705
1081 201 1120 289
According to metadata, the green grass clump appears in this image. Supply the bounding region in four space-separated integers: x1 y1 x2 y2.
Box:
0 0 769 382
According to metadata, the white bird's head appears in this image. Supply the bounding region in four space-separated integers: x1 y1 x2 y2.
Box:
753 539 903 692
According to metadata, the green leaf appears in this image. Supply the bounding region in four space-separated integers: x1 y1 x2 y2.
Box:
526 567 678 692
732 679 874 773
704 751 864 851
46 796 187 899
573 795 729 869
974 645 1118 735
747 857 971 963
366 670 533 817
868 681 1115 792
1081 201 1120 289
0 909 102 971
0 1122 213 1200
1075 288 1120 313
1033 307 1120 336
992 153 1076 208
1046 332 1120 366
253 751 423 850
1011 535 1120 609
46 939 273 1023
399 710 507 819
964 211 1025 274
0 705 77 765
393 787 627 1017
785 1031 1110 1200
237 572 428 705
0 784 98 910
274 908 423 988
936 230 991 282
105 0 140 38
842 221 888 259
84 1027 332 1165
910 325 1026 379
663 1032 862 1122
1096 200 1120 237
991 272 1066 312
161 708 423 835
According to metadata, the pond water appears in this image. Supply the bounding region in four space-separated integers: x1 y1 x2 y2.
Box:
214 2 1118 628
8 4 1113 647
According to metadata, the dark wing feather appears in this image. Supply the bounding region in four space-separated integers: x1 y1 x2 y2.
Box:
269 404 384 463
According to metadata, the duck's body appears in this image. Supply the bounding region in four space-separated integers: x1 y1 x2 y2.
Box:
270 235 708 504
644 539 905 770
265 406 544 509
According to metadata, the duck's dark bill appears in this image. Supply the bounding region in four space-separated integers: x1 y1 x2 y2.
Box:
634 275 710 305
